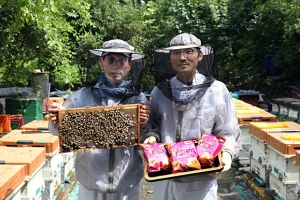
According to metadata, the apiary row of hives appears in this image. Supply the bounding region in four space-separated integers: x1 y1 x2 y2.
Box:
0 104 141 199
268 97 300 122
233 98 277 162
233 97 300 200
0 119 76 200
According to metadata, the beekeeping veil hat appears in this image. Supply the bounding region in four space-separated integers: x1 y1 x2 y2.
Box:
89 39 145 60
154 33 215 85
85 39 146 91
153 33 216 104
163 33 202 51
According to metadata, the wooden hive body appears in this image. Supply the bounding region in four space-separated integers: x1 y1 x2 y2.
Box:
249 121 300 141
0 165 26 200
0 146 46 176
20 120 49 130
236 106 277 125
267 132 300 155
0 130 59 153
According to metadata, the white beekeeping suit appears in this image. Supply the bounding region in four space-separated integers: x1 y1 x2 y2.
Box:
148 33 242 200
48 39 150 200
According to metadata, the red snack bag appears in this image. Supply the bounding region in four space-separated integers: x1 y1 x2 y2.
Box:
140 143 171 173
196 133 226 166
165 140 201 174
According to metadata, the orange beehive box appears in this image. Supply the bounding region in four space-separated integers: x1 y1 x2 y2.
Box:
0 146 46 176
0 165 26 200
236 106 277 125
266 132 300 155
0 130 59 153
249 121 300 141
20 120 49 130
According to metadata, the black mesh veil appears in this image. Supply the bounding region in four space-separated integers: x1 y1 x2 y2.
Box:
154 44 216 104
84 50 146 92
154 44 215 84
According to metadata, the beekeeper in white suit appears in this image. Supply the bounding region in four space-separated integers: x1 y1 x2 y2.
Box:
144 33 242 200
48 39 150 200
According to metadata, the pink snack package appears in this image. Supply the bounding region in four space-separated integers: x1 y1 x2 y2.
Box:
140 143 171 173
165 140 201 174
196 133 226 166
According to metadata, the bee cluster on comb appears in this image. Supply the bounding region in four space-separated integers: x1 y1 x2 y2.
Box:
58 105 140 152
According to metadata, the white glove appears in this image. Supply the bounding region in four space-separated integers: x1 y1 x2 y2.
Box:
220 137 240 172
221 151 232 172
143 136 157 144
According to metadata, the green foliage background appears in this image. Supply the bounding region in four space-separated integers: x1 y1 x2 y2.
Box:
1 0 300 99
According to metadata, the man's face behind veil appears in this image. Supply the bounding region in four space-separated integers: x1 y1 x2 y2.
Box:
100 53 132 85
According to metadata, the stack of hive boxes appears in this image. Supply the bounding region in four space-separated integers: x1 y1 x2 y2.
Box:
20 120 76 182
295 151 300 197
0 165 27 200
233 98 277 162
270 98 300 122
0 120 70 200
61 152 76 182
248 121 300 200
0 146 46 200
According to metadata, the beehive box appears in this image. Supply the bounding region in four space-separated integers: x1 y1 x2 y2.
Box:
58 104 140 152
232 99 253 107
42 170 62 200
296 150 300 167
266 132 300 155
0 165 26 200
20 120 49 130
0 146 46 176
288 102 300 121
143 152 224 182
290 86 300 100
267 145 299 184
239 125 251 145
269 173 298 200
20 164 44 199
249 121 300 141
0 129 59 153
250 156 267 183
42 153 62 181
5 98 44 123
236 107 277 125
250 135 269 166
